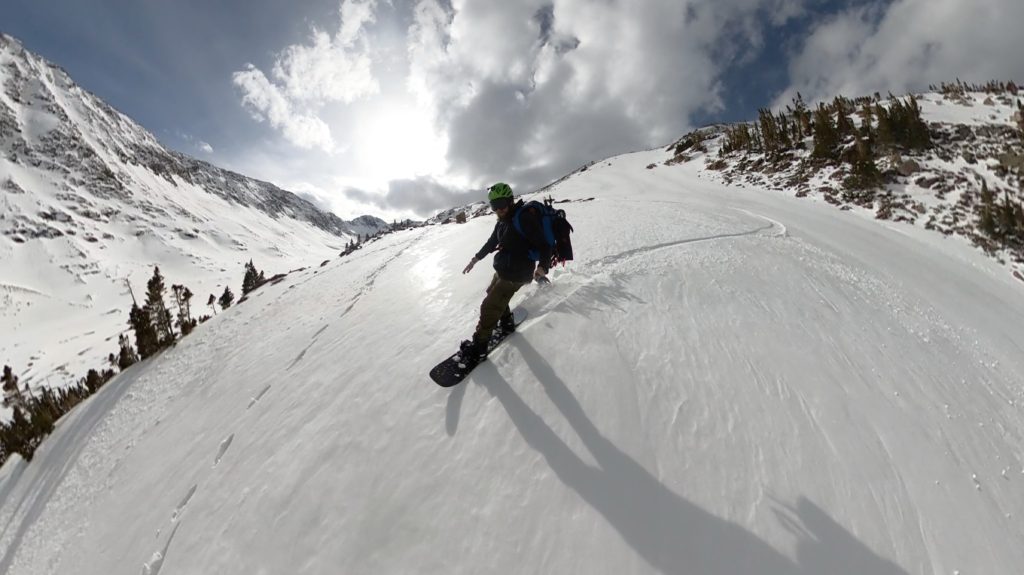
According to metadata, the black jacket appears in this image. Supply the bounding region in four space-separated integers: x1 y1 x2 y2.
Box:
474 200 552 283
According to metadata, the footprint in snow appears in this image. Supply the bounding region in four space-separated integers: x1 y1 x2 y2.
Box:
171 484 197 523
214 434 234 468
247 385 272 409
141 523 180 575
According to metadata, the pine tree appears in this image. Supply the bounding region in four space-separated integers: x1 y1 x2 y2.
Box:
758 108 781 159
751 123 764 151
183 286 195 331
116 333 139 369
145 267 175 346
812 104 840 161
777 111 793 150
834 97 854 139
858 102 875 138
789 93 809 140
207 293 218 315
979 179 998 239
219 286 235 310
6 406 32 460
904 95 931 150
242 260 259 295
172 284 197 335
129 303 159 359
722 124 753 154
874 103 894 150
836 110 854 139
83 369 104 393
1000 191 1019 248
845 134 882 191
241 260 268 295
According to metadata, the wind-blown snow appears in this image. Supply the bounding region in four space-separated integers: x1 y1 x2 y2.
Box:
1 146 1023 574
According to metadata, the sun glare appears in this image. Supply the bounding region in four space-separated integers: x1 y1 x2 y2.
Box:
355 101 447 182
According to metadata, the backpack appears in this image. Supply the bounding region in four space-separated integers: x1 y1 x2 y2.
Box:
513 200 574 267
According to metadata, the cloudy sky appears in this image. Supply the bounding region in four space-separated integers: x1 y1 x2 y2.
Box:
5 0 1023 220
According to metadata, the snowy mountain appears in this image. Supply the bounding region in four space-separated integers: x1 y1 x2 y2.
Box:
0 34 387 390
2 140 1023 574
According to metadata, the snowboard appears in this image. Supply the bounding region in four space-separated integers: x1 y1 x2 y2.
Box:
430 308 528 388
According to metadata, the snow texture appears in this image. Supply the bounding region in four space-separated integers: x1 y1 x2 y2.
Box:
1 143 1023 574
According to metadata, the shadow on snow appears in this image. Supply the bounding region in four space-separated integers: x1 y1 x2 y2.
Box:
457 337 907 575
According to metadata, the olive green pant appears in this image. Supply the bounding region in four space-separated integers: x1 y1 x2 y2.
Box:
474 273 527 344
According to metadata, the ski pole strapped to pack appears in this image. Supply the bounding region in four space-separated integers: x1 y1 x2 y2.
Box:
512 200 575 267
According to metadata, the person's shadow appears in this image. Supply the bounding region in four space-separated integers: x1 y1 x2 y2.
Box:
468 337 908 575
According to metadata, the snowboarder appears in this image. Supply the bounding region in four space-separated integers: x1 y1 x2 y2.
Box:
459 183 551 361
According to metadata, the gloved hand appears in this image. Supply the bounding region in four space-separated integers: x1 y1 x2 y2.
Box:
462 256 479 274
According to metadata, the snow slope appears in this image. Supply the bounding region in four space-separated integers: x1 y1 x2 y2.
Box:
0 34 386 397
1 145 1023 574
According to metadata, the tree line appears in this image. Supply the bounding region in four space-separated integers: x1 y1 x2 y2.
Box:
1 259 271 465
709 83 1024 263
931 79 1019 98
339 222 420 257
719 92 932 192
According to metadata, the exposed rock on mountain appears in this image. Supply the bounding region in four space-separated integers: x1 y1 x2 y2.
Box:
0 33 385 387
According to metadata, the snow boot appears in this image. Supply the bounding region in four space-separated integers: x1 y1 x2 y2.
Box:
457 338 487 364
497 310 516 335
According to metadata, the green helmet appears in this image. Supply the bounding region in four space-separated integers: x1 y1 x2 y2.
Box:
487 182 513 202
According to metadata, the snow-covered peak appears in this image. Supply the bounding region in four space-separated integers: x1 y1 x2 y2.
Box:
0 36 387 390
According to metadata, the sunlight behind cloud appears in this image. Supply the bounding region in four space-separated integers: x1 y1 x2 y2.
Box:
224 0 1024 218
353 98 448 182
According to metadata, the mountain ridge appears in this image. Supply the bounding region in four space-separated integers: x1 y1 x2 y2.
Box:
0 32 384 241
0 33 386 389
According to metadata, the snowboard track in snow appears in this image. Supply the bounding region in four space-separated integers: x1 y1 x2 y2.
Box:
528 216 786 321
287 324 331 371
284 233 427 371
591 218 783 269
247 384 273 409
339 232 426 317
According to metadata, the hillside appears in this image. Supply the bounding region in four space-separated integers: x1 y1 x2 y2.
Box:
1 140 1022 574
0 34 387 391
667 81 1024 281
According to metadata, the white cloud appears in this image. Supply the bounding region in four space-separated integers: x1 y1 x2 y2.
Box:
233 0 381 151
232 0 1024 218
233 65 335 150
777 0 1024 106
176 131 216 155
340 0 379 45
405 0 740 189
272 27 378 104
401 0 829 194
